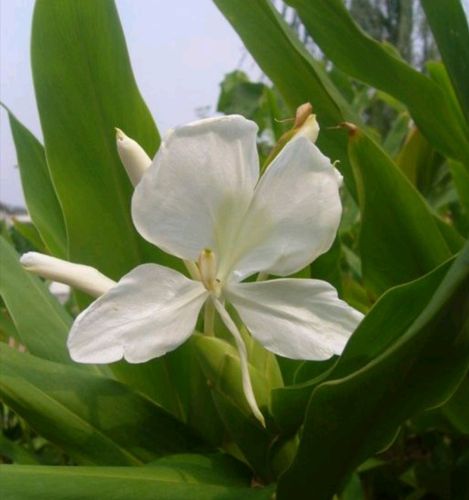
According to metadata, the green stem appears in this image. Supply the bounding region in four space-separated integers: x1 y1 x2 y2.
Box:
204 298 215 336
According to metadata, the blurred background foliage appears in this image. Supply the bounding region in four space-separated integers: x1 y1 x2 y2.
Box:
1 1 468 499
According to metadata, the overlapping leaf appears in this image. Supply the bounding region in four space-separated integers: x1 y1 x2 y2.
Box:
277 244 469 499
0 345 202 465
0 455 274 500
287 0 469 166
347 128 452 295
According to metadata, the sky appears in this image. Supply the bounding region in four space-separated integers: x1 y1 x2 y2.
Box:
0 0 259 207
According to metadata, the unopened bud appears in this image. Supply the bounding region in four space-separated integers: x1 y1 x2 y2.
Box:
115 128 152 186
294 102 313 128
294 103 319 143
262 102 319 172
20 252 116 298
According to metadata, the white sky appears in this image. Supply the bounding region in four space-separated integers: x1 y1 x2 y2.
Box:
0 0 258 207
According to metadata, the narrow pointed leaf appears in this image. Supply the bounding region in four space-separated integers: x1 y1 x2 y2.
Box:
288 0 469 167
421 0 469 126
4 109 66 257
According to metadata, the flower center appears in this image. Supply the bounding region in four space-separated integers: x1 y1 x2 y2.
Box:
198 248 222 296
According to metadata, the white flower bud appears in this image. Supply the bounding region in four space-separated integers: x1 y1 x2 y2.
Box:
20 252 116 298
115 128 152 186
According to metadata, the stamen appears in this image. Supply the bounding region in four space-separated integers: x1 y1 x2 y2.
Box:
213 299 266 427
197 248 220 295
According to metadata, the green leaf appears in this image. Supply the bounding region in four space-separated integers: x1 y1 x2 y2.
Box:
194 335 277 480
31 0 173 282
382 111 409 158
421 0 469 126
0 460 274 499
310 235 343 296
0 236 72 364
12 221 46 253
271 257 452 433
277 244 469 500
449 160 469 221
0 344 202 465
0 308 20 343
442 376 469 434
3 108 66 257
217 70 288 141
0 434 41 465
396 127 441 190
214 0 358 194
348 128 451 295
288 0 469 167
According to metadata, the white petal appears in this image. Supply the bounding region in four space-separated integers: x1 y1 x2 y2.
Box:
220 137 342 281
68 264 208 364
20 252 116 298
132 115 259 262
227 278 363 360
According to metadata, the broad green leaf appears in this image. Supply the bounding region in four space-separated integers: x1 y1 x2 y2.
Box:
348 128 451 295
214 0 358 194
0 461 274 500
0 236 71 364
0 345 202 465
277 244 469 500
31 0 172 282
288 0 469 167
421 0 469 126
3 108 66 257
